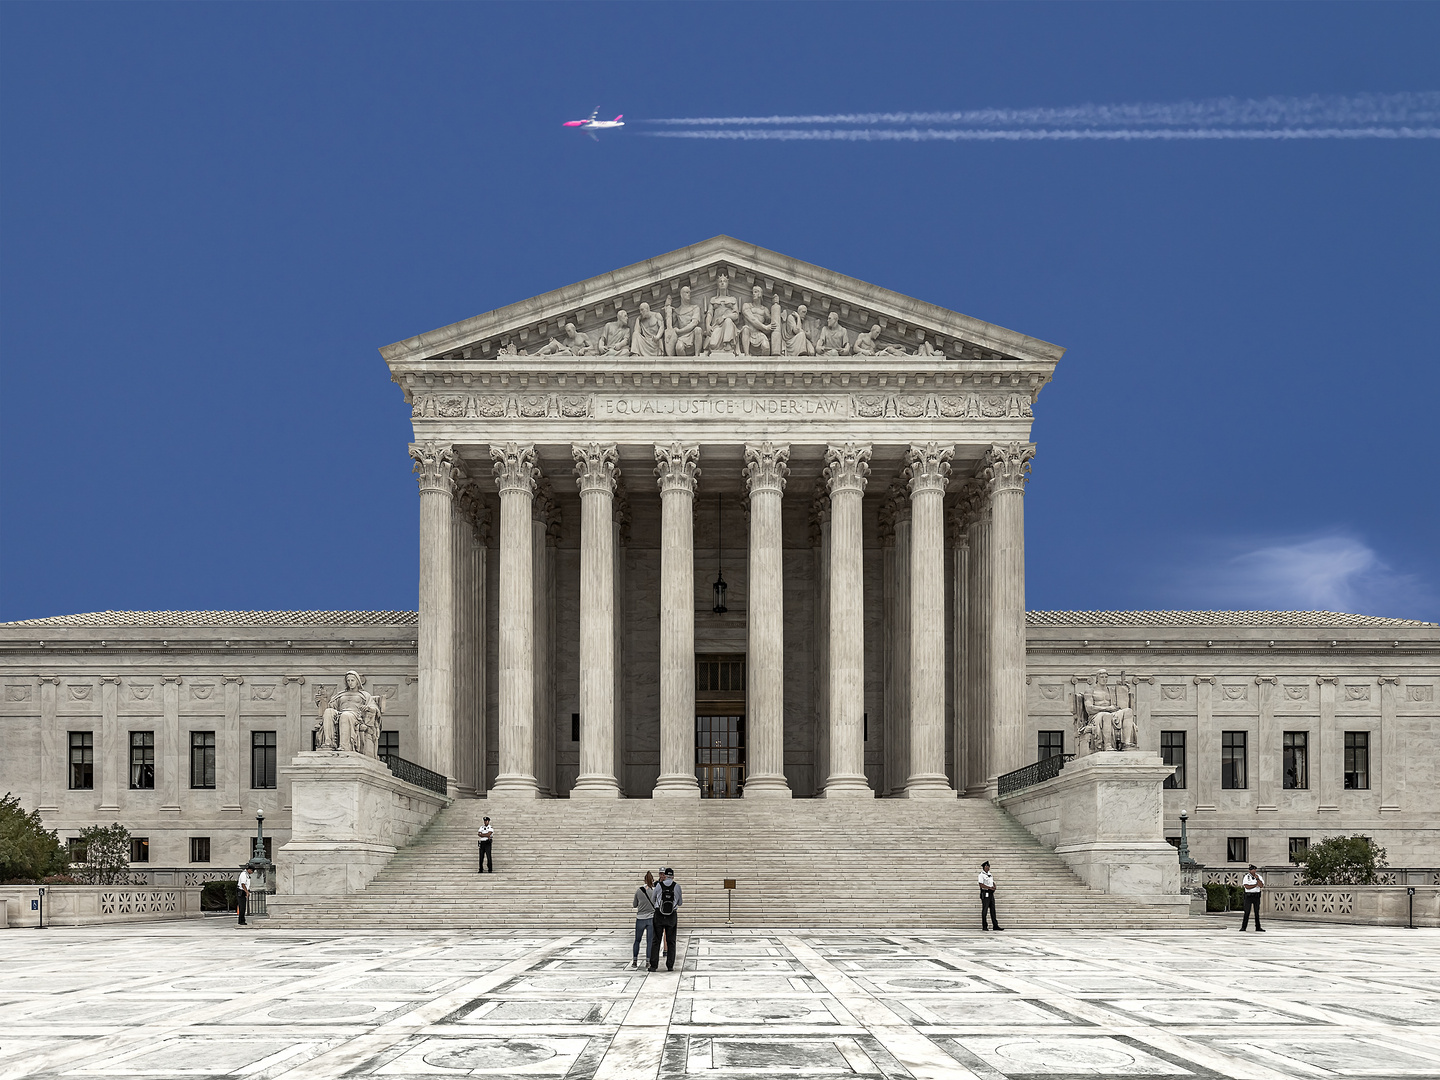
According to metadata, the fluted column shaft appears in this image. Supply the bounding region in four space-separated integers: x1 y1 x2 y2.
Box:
451 485 474 793
810 489 831 796
744 442 791 797
905 443 955 797
965 490 991 796
489 443 540 797
881 485 912 797
950 511 970 797
985 443 1035 784
823 443 874 798
655 444 701 797
572 443 622 798
532 482 555 796
413 441 458 785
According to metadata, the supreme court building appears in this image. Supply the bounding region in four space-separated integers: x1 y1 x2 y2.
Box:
2 236 1437 877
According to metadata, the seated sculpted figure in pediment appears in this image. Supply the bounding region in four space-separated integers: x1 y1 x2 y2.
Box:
815 311 852 356
783 304 815 356
538 323 594 356
705 274 741 355
664 287 703 356
741 285 775 356
630 301 665 357
598 309 632 355
854 324 908 356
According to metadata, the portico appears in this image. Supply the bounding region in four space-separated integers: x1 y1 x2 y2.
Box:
382 237 1061 800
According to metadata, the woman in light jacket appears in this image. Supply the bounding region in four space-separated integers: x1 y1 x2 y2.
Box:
632 871 656 968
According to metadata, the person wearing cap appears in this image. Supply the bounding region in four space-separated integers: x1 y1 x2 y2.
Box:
648 867 682 971
236 863 251 927
978 861 1004 931
477 817 494 873
1240 864 1266 932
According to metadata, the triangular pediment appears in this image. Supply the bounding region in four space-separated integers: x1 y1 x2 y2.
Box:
380 236 1063 367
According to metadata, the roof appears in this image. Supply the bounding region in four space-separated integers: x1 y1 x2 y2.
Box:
0 611 419 629
1027 610 1437 629
4 609 1431 630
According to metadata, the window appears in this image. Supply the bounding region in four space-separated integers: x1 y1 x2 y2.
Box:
1161 731 1186 789
190 731 216 789
379 730 399 760
696 656 746 693
251 730 277 789
68 732 94 790
1289 837 1310 864
253 837 273 861
1344 732 1370 789
67 837 88 863
130 731 155 790
1221 731 1247 789
1037 731 1065 761
189 837 211 863
130 837 149 863
1165 836 1181 849
1282 732 1309 790
1227 837 1249 863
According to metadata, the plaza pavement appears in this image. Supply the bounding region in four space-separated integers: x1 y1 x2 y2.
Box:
1 920 1438 1079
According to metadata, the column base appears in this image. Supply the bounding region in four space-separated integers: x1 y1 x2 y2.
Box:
488 775 541 799
902 775 957 799
743 775 792 799
962 784 989 799
821 776 874 799
653 775 701 798
571 775 623 799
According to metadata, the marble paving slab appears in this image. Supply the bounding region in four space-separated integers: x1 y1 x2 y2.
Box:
2 923 1440 1079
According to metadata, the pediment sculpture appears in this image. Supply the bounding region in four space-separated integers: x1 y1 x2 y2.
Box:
1073 669 1138 756
313 670 386 758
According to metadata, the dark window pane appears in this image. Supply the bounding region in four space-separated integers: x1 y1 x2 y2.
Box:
251 730 277 789
1037 731 1065 761
191 731 216 789
1282 732 1308 790
130 837 149 863
130 731 155 790
1221 731 1247 790
379 731 399 759
1289 837 1309 863
1161 731 1186 789
1344 732 1370 789
1227 837 1248 863
190 837 210 863
69 731 95 790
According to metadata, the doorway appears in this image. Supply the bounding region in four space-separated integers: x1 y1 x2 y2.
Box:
696 654 746 799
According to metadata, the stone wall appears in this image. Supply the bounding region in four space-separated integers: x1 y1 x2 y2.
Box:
1262 885 1440 927
0 884 203 927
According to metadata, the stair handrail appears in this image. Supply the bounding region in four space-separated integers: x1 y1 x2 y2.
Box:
380 751 448 796
997 754 1074 798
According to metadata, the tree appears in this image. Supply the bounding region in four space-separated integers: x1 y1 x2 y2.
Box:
73 823 133 885
1301 834 1388 886
0 792 70 883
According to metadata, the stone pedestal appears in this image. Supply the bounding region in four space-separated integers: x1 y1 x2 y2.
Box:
276 752 451 896
999 752 1188 911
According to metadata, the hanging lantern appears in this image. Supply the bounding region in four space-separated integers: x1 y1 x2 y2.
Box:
713 493 728 614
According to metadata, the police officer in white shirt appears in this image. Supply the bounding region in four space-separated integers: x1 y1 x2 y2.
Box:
477 817 494 873
236 865 251 926
1240 864 1266 932
978 860 1004 931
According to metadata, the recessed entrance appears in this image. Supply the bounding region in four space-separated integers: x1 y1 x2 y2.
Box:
696 654 746 799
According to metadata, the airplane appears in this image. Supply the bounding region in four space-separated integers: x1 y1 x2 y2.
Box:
563 108 624 141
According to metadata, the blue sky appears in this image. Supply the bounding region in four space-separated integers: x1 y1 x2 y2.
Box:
2 2 1437 623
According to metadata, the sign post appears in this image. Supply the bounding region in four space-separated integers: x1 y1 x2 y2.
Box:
724 879 736 926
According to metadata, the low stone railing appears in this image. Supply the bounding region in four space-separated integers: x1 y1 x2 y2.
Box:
1205 867 1440 887
0 885 204 928
1263 886 1440 927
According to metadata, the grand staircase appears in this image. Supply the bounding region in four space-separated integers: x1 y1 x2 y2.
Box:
267 797 1190 929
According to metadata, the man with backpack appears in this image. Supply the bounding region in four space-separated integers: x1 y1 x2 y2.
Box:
648 866 682 972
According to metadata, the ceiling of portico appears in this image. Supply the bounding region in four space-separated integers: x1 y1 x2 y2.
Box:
380 236 1065 370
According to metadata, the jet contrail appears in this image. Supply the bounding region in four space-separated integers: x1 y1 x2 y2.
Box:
642 92 1440 141
647 126 1440 142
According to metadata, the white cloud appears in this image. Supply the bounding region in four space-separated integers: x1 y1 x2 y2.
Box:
1168 533 1431 616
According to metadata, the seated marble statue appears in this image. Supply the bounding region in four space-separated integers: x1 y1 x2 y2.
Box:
630 302 665 356
316 670 385 757
1074 670 1137 754
815 311 851 356
783 304 814 356
854 324 908 356
538 323 593 356
741 285 774 356
598 310 632 355
705 274 741 354
664 287 703 356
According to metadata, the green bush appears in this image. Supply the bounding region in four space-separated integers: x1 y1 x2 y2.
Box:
73 823 132 885
0 792 69 883
1204 883 1227 912
1301 834 1388 885
202 881 239 911
1228 884 1245 910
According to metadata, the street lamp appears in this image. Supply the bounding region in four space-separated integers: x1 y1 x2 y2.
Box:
246 808 274 918
1177 811 1205 911
712 493 728 614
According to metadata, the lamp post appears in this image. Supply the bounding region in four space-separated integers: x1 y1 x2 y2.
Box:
1177 811 1205 913
36 886 46 930
712 493 728 614
246 809 274 918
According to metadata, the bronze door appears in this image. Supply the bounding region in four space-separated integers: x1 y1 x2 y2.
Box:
696 654 746 799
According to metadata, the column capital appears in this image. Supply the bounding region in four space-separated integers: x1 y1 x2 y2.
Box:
654 442 701 496
743 442 790 497
281 675 304 685
492 442 540 496
983 442 1036 495
906 442 954 496
161 674 184 685
411 441 459 494
100 675 122 686
823 443 872 496
573 442 620 496
1316 675 1339 685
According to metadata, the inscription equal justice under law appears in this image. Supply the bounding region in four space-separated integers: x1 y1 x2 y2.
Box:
595 394 851 419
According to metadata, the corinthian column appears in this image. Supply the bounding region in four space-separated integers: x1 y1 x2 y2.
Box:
810 486 831 796
572 442 622 798
823 443 874 798
412 441 458 785
984 442 1035 784
489 443 540 798
948 504 970 796
744 442 792 798
532 480 557 796
654 443 701 798
904 442 955 798
881 483 912 797
959 481 990 796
